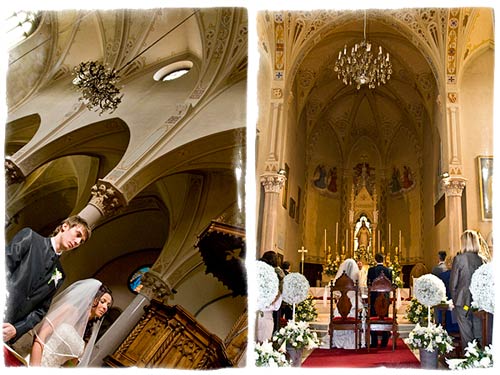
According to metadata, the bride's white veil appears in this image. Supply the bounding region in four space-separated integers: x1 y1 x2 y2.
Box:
33 278 104 366
334 258 359 284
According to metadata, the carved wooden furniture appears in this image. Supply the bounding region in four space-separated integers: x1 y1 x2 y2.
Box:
367 273 398 351
196 220 246 296
329 272 362 350
104 300 232 369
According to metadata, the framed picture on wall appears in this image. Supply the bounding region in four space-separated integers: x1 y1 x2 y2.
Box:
477 156 493 221
289 197 296 218
281 163 289 208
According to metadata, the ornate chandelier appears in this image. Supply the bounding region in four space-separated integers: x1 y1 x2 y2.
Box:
334 11 392 89
71 10 200 115
72 61 122 115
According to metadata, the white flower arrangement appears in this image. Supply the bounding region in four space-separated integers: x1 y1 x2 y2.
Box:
413 274 446 307
470 262 494 314
256 261 279 311
282 272 310 305
254 340 291 367
406 322 454 355
446 340 493 370
295 294 318 322
272 320 320 351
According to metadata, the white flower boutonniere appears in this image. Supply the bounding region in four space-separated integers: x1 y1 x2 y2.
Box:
48 268 63 287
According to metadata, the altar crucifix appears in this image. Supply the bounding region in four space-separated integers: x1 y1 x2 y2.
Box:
298 246 308 274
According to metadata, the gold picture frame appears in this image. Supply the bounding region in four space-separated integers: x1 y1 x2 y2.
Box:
477 156 493 221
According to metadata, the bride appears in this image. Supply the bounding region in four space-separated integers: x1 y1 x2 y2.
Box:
29 278 113 367
330 258 365 349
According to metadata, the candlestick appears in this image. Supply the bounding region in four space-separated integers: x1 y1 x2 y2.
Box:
388 223 391 248
377 230 380 253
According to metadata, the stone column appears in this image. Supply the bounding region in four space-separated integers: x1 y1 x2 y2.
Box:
259 172 286 256
79 179 127 227
89 270 174 366
441 175 467 256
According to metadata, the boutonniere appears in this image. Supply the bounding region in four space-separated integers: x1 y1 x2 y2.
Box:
48 267 63 287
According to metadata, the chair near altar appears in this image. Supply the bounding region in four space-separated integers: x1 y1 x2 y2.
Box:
366 273 399 351
328 272 363 350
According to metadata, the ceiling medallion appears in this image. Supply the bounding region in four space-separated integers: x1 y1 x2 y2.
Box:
334 11 392 89
72 61 122 115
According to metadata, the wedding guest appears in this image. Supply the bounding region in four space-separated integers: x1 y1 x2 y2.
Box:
367 253 392 348
3 216 92 344
255 251 283 342
431 250 447 276
437 255 459 333
450 229 484 350
30 279 112 367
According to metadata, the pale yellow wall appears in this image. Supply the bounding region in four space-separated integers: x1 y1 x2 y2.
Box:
460 48 494 240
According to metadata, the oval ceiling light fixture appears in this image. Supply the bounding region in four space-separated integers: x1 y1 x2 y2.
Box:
153 60 193 82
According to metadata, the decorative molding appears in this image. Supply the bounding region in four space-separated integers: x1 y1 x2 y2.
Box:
441 175 467 197
140 270 175 302
89 180 127 216
260 172 286 193
5 157 25 185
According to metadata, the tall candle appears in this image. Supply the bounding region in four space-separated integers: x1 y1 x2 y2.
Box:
399 230 402 253
324 228 327 256
346 229 348 251
378 230 380 252
336 222 339 244
388 223 391 247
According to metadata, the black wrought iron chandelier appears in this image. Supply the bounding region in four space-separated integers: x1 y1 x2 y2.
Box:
334 11 392 89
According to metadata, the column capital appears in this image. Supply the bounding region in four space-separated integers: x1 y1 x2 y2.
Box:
5 157 25 185
441 175 467 197
89 180 127 217
139 270 175 303
260 172 286 193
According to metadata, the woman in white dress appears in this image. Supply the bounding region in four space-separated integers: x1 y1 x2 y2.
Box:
331 258 365 349
29 278 113 367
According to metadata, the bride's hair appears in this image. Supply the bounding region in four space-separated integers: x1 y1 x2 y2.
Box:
84 284 113 342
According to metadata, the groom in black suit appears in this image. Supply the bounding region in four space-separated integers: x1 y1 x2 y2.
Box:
367 253 393 348
3 216 91 344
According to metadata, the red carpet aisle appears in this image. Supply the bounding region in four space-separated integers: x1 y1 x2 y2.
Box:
302 338 420 368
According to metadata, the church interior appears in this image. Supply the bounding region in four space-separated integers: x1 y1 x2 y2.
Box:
256 7 493 288
2 3 496 370
3 7 247 368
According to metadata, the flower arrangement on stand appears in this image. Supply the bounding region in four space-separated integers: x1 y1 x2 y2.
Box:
256 260 279 311
406 322 454 354
389 255 404 288
470 262 494 314
324 254 340 277
405 298 433 326
254 340 291 367
273 320 320 351
277 272 319 366
446 340 493 370
295 294 318 322
282 272 310 317
405 274 452 368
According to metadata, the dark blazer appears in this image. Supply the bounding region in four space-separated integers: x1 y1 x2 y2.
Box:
367 263 392 317
449 251 483 307
4 228 66 342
